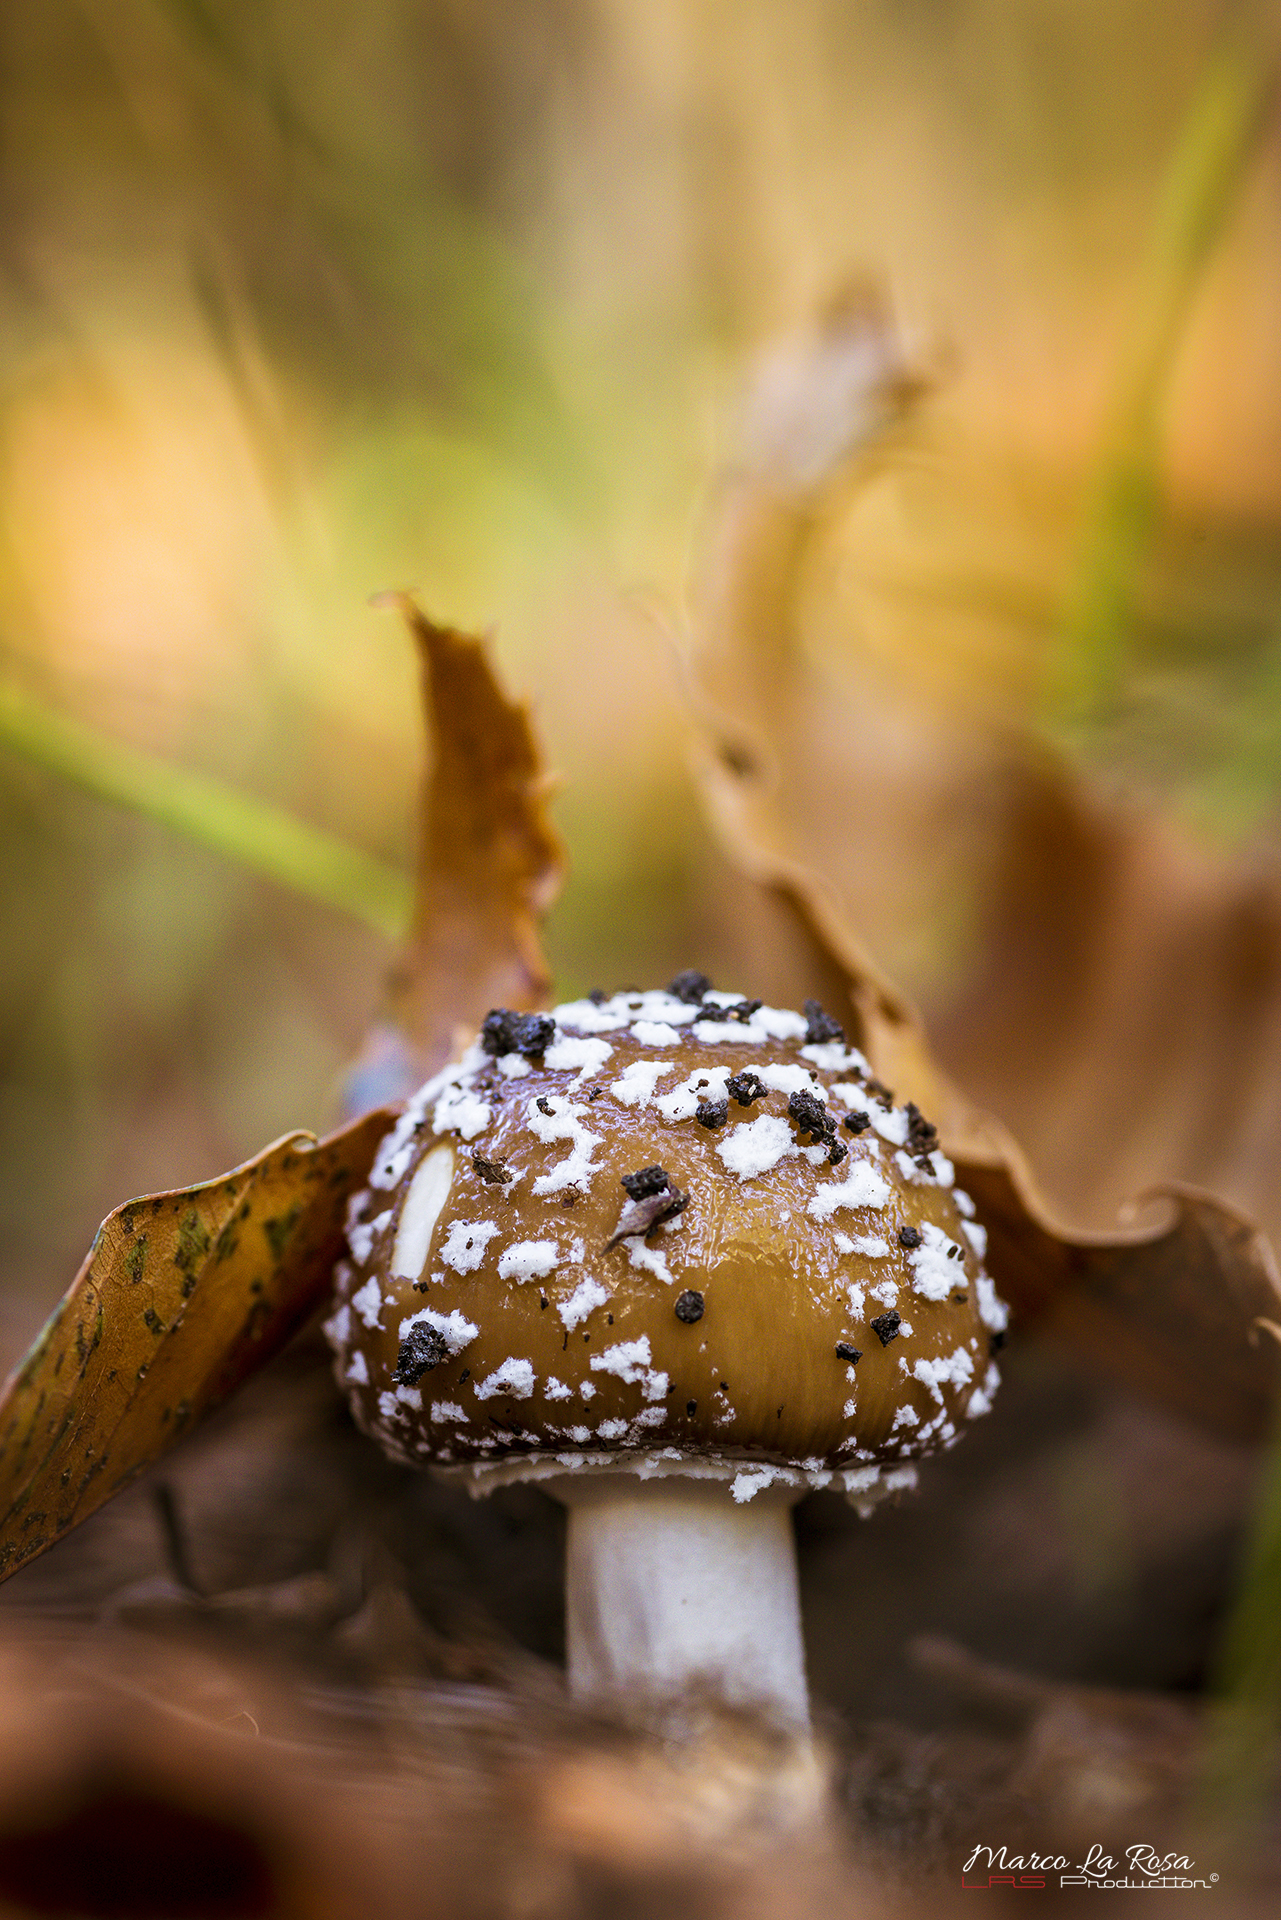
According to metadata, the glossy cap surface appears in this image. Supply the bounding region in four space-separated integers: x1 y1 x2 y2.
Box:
324 988 1006 1502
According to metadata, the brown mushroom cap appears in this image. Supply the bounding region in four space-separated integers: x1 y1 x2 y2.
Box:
324 988 1006 1506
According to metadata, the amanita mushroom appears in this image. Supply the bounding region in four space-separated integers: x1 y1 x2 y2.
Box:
323 978 1007 1725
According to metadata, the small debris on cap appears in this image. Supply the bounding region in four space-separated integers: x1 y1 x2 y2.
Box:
788 1089 839 1157
622 1166 671 1200
828 1140 848 1165
897 1226 923 1250
696 1098 730 1128
536 1096 554 1117
394 1324 448 1385
727 1070 765 1107
674 1290 705 1323
788 1087 828 1133
686 1398 697 1416
870 1311 902 1346
472 1152 512 1186
843 1110 871 1135
588 988 608 1005
835 1341 862 1363
604 1175 689 1251
804 999 844 1045
667 970 711 1003
721 998 763 1023
905 1102 938 1155
481 1008 556 1059
989 1329 1007 1355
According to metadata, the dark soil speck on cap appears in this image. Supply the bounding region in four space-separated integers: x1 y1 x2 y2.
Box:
621 1166 670 1200
472 1152 511 1186
727 1071 764 1107
803 999 844 1045
394 1324 448 1385
788 1088 830 1136
905 1102 938 1153
481 1008 556 1059
667 970 711 1003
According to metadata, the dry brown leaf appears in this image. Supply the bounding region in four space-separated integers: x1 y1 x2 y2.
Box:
0 608 564 1583
930 754 1281 1243
357 598 564 1103
686 298 1281 1444
693 753 1281 1440
0 1108 391 1585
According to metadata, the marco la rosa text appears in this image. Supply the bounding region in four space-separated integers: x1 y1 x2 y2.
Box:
962 1845 1217 1889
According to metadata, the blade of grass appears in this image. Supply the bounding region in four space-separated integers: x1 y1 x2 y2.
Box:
0 676 411 937
1051 21 1276 728
1198 1378 1281 1847
1049 19 1281 1838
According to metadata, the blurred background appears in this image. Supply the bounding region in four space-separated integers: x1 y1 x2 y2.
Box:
3 0 1280 1308
0 6 1279 1881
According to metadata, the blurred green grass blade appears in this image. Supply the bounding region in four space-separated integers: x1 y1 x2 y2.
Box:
1053 25 1276 726
0 677 411 937
1199 1388 1281 1841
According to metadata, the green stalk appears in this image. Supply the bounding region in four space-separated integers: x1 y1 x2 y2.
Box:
1052 23 1275 727
1198 1385 1281 1845
0 676 411 937
1050 18 1281 1839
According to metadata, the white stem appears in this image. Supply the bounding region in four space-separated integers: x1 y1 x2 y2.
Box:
554 1475 809 1726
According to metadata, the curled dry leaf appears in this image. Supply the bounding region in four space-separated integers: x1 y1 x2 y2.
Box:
686 291 1281 1444
348 598 565 1110
0 604 561 1584
694 748 1281 1442
0 1110 392 1584
930 752 1281 1246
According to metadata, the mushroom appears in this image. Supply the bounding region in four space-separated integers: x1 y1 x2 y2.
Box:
323 980 1007 1727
